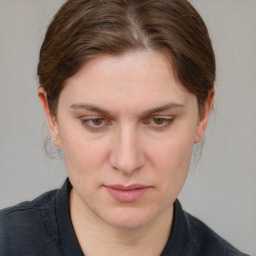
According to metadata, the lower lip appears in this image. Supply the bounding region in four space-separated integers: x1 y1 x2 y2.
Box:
105 187 150 203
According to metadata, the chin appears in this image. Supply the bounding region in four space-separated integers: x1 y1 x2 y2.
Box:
106 218 150 230
100 207 157 230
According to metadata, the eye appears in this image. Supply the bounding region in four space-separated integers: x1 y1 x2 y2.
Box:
81 117 109 131
152 118 169 125
89 118 105 126
144 117 174 127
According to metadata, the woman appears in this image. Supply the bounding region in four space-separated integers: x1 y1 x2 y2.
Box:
0 0 250 255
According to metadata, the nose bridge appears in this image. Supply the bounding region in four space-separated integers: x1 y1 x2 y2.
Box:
110 122 144 174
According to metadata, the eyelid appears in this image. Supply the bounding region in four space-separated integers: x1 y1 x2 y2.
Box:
81 116 112 131
143 116 174 127
83 117 104 125
144 115 174 120
80 115 174 132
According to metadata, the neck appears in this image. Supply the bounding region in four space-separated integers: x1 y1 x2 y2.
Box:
69 189 173 256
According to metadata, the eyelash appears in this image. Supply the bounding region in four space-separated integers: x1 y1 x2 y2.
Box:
81 118 107 131
144 117 173 127
81 117 174 131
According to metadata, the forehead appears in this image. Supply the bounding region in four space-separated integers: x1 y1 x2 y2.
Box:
60 50 195 113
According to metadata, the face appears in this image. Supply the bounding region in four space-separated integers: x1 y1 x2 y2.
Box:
39 50 213 230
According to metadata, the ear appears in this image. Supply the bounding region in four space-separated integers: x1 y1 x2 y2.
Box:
194 90 215 143
38 87 61 148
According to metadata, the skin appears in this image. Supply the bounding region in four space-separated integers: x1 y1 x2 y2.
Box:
39 50 214 256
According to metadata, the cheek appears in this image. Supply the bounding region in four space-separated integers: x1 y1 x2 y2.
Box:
148 131 195 194
149 128 195 169
61 137 108 199
59 127 110 179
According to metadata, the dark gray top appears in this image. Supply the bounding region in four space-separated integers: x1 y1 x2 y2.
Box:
0 178 249 256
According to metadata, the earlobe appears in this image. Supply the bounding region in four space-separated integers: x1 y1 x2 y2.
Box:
38 87 61 148
194 90 215 144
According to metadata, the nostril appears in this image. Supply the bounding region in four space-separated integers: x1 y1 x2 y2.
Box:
109 128 146 173
109 149 145 174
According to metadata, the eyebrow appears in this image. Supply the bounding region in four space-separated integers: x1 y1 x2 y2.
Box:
70 102 185 116
70 104 110 116
141 103 185 116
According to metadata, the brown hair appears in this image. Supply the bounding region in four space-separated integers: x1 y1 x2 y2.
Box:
38 0 215 115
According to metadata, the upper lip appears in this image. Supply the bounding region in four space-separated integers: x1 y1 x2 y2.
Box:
105 184 150 190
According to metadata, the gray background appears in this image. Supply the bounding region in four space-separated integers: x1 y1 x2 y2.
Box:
0 0 255 255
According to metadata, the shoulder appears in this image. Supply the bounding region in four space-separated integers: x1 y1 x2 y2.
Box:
0 188 58 227
184 211 250 256
0 189 61 255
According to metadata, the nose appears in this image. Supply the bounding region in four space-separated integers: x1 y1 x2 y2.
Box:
109 125 145 175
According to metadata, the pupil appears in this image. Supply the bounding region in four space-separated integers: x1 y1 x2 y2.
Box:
154 118 164 124
93 119 102 125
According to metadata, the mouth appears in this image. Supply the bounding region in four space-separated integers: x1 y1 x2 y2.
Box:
104 184 151 203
